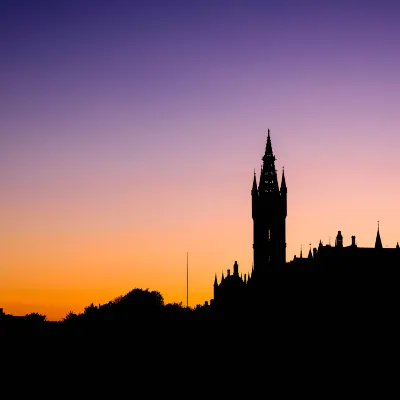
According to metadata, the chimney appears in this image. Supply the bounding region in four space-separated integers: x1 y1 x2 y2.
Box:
351 236 356 246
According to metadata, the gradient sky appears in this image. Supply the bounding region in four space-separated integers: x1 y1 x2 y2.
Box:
1 0 400 320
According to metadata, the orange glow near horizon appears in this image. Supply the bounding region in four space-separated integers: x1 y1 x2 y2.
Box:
2 147 400 321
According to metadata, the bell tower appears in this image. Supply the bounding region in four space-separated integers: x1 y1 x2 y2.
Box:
252 129 287 275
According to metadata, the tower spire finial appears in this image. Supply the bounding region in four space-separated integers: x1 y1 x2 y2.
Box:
375 221 383 249
252 169 258 195
280 165 287 191
308 243 313 259
260 128 279 193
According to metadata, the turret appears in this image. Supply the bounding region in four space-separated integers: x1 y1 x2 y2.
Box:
233 260 239 276
252 170 258 220
213 274 218 302
335 231 343 248
280 167 287 218
375 222 382 249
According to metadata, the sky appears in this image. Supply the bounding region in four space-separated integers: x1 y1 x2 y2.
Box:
1 0 400 320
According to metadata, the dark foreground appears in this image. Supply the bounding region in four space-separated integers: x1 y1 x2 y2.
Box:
2 270 399 339
1 273 398 394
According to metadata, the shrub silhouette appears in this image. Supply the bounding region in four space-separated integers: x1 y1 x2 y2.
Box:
25 312 46 322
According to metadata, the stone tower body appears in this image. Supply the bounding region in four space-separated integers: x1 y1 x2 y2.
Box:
252 130 287 278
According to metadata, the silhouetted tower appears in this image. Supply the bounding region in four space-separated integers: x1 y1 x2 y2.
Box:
335 231 343 248
308 245 313 259
375 222 382 249
233 260 239 276
252 129 287 274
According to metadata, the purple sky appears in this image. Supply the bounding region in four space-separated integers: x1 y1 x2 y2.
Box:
1 0 400 317
2 0 399 201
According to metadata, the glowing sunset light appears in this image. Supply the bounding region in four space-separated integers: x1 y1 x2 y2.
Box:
1 0 400 320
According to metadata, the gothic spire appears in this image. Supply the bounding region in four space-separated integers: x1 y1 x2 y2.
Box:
280 167 287 191
263 129 274 159
252 169 257 194
214 274 218 286
280 166 287 217
375 221 383 249
259 129 279 194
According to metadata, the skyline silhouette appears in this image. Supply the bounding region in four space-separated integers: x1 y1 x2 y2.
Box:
213 130 400 313
1 0 400 320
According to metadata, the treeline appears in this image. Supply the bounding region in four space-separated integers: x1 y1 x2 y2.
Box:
0 288 223 339
2 278 398 340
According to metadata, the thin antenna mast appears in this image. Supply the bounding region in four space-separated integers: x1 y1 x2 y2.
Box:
186 252 189 308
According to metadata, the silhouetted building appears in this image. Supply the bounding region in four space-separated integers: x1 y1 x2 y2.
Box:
289 226 400 274
213 129 287 309
212 130 400 311
252 129 287 271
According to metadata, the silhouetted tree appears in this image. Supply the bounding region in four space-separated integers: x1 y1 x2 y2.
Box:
164 302 191 320
63 311 79 322
119 288 164 308
83 303 98 315
25 312 46 322
114 288 164 323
